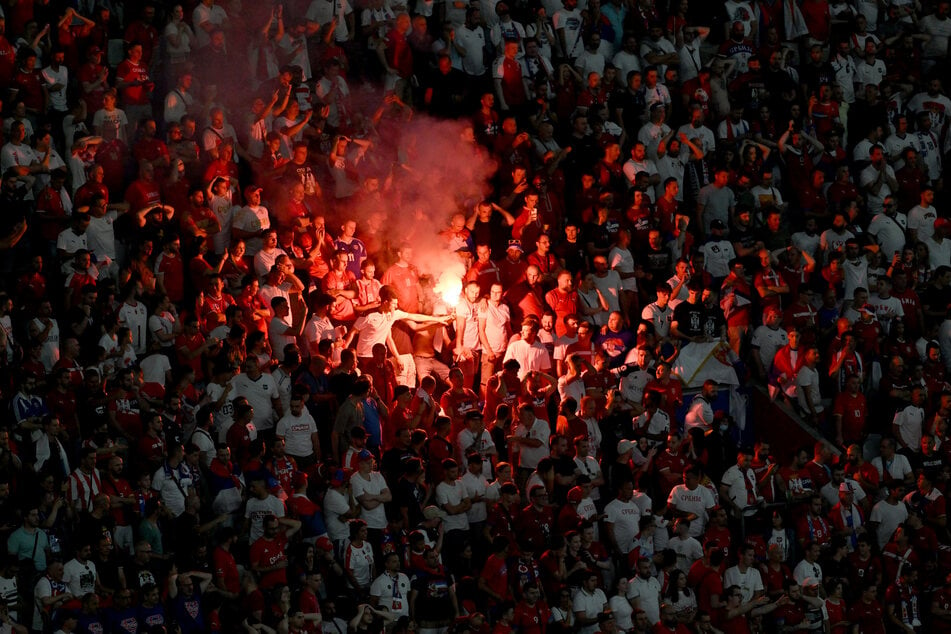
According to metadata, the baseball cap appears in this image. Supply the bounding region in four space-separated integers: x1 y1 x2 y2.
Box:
315 536 334 552
935 217 951 231
423 506 447 520
507 239 523 252
567 487 584 503
330 469 349 486
244 185 263 198
357 449 373 462
858 304 875 315
838 482 853 493
710 219 726 230
617 439 636 454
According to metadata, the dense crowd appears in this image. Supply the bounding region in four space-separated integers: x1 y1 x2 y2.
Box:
0 0 951 634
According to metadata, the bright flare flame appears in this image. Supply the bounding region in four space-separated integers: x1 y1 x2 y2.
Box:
433 261 466 308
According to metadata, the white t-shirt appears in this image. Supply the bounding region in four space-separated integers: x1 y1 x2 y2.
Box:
231 373 279 431
276 411 318 458
667 484 715 537
205 382 236 443
868 499 909 548
907 204 937 241
140 353 171 386
796 366 823 414
353 310 404 358
152 463 195 518
604 497 641 553
323 487 352 542
370 572 411 617
641 303 673 338
793 559 824 586
350 471 389 529
633 409 671 444
699 240 736 279
148 312 176 350
751 326 788 371
722 565 764 603
345 541 374 588
118 301 148 355
516 417 550 469
63 558 97 597
461 471 489 523
573 588 608 634
627 575 661 624
435 479 469 532
668 534 704 572
892 405 925 451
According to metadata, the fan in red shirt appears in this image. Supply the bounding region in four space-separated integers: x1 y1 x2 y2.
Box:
703 508 733 557
136 413 166 469
516 486 556 557
759 544 791 598
832 375 867 447
124 162 162 212
654 434 690 498
440 369 480 435
382 14 414 87
513 583 550 634
654 605 693 634
124 5 160 66
847 536 883 590
75 164 110 208
716 585 769 634
108 370 142 440
644 363 683 422
688 545 726 614
249 514 301 590
478 537 512 608
77 47 109 115
116 43 153 108
36 170 71 244
932 575 951 634
0 20 15 89
849 583 886 634
795 496 832 548
12 51 44 115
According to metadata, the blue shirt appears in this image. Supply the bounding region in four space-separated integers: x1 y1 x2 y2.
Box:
334 237 368 279
6 527 49 572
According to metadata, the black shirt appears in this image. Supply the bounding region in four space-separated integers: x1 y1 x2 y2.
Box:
673 300 705 339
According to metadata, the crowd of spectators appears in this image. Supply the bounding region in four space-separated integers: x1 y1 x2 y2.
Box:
1 0 951 634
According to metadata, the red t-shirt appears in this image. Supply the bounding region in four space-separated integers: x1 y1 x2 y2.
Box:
513 601 550 634
108 388 142 438
155 251 185 303
479 553 511 605
440 388 480 433
117 59 152 105
124 179 161 211
0 37 15 87
833 391 867 444
849 599 885 634
250 534 288 589
137 434 166 465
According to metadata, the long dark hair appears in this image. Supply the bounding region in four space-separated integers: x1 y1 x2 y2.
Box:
664 569 691 604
